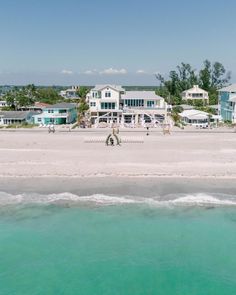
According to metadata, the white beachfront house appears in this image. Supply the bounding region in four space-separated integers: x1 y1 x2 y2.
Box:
121 91 167 125
179 110 209 127
87 85 125 125
87 85 168 127
181 85 209 103
179 109 220 127
60 86 80 99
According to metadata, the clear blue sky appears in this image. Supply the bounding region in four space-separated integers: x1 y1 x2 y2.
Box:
0 0 236 85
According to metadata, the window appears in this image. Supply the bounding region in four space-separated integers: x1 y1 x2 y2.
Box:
105 92 111 98
124 99 144 107
101 102 115 109
38 118 42 122
147 101 155 107
192 93 203 98
59 109 67 113
90 102 96 107
48 109 54 113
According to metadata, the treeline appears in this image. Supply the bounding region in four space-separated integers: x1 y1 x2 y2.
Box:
2 85 64 110
156 60 231 105
2 84 90 114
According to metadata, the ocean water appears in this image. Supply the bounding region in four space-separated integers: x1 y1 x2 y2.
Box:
0 192 236 295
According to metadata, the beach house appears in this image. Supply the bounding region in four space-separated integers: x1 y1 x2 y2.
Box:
179 109 220 128
121 91 167 125
33 102 77 125
179 109 209 127
0 111 36 125
181 85 209 104
87 85 125 125
60 86 80 99
87 85 167 126
219 84 236 122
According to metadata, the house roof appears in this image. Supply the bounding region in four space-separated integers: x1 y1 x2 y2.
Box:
219 84 236 93
182 85 208 94
180 109 209 120
121 91 164 100
0 111 33 120
92 85 125 92
34 102 51 108
46 102 76 109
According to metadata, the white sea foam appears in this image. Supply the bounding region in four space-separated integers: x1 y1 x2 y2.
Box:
0 192 235 207
0 192 236 207
0 192 137 206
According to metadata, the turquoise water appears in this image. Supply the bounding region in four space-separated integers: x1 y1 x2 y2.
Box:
0 193 236 294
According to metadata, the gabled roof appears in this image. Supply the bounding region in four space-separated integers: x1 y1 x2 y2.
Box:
219 84 236 93
180 109 209 119
182 85 208 94
0 111 33 120
34 102 51 108
92 85 125 92
46 102 76 109
121 91 164 100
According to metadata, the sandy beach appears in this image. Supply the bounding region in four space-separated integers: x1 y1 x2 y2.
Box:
0 128 236 195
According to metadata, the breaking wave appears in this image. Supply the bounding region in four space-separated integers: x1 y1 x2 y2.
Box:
0 192 236 207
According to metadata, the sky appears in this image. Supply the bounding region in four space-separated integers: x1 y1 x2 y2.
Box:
0 0 236 85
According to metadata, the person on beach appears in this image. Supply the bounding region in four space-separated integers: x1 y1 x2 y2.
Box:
48 124 55 133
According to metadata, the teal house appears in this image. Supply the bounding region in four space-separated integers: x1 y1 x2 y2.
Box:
219 84 236 122
33 102 77 125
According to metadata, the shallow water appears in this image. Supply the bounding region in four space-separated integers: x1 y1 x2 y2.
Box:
0 192 236 295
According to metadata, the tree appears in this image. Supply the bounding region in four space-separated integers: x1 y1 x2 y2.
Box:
3 84 38 109
4 91 16 110
156 60 231 105
76 86 89 99
78 102 89 114
35 88 63 104
199 60 231 91
76 86 89 115
199 60 231 104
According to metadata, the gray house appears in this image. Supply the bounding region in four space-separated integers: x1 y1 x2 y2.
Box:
0 111 36 125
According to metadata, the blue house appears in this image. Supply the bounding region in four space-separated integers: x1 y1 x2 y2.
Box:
33 102 77 125
219 84 236 122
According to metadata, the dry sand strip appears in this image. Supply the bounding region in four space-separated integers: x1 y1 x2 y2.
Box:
0 131 236 179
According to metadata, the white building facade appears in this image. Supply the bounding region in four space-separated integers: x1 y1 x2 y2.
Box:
60 86 80 99
179 109 220 128
181 85 209 103
87 85 168 127
0 100 8 109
